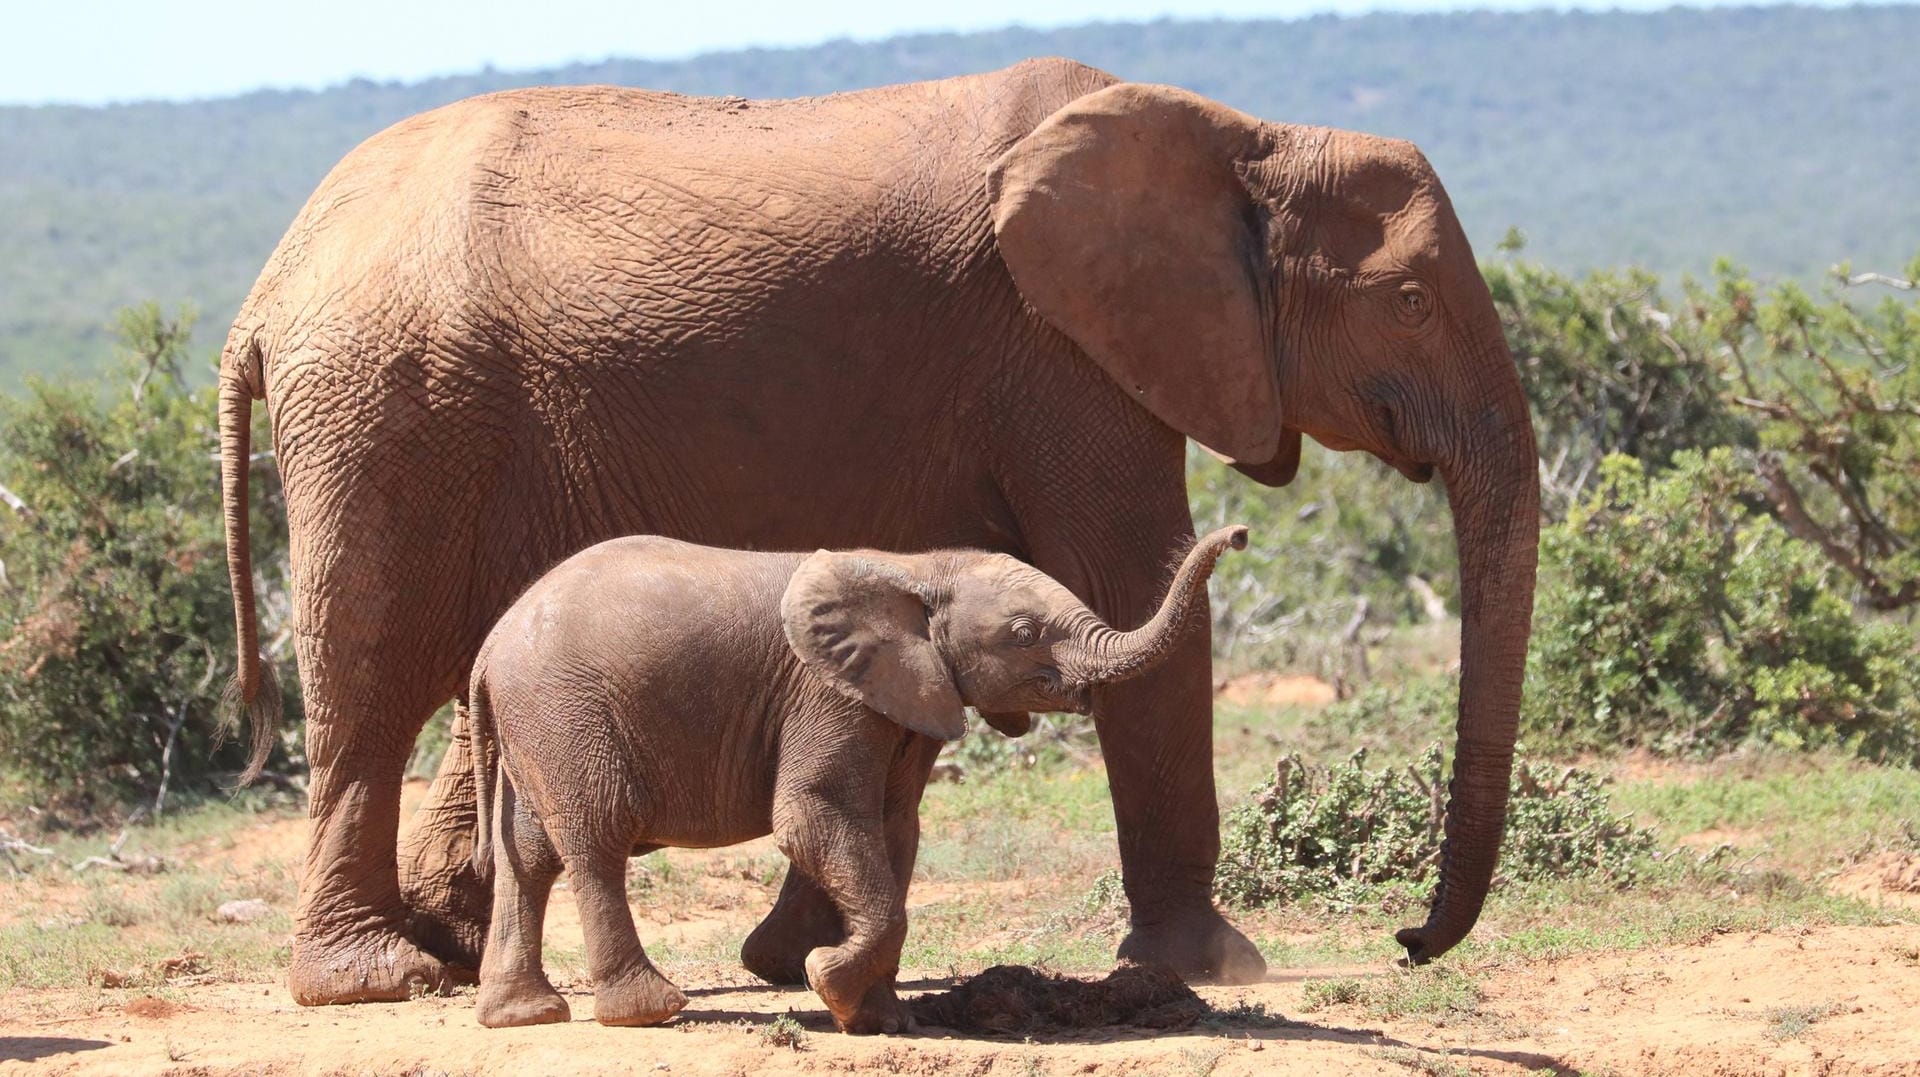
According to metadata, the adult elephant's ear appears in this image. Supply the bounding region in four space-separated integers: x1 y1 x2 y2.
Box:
989 82 1283 466
782 551 967 741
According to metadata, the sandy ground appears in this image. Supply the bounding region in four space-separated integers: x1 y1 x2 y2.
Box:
5 738 1920 1074
3 923 1918 1076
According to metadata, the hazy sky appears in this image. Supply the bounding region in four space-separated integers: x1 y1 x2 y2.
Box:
2 0 1853 106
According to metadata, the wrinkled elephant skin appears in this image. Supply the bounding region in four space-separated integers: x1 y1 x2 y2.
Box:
217 59 1539 1005
470 529 1242 1031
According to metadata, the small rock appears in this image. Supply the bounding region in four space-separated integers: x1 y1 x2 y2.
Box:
215 898 270 924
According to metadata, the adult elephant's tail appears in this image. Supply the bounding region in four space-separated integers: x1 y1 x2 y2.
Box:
219 333 282 786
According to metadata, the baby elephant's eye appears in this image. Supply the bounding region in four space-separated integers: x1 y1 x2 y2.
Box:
1010 617 1040 646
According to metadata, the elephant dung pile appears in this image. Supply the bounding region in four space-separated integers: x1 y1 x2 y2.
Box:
909 963 1208 1033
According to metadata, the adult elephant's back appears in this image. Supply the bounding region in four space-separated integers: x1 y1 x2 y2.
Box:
233 60 1115 389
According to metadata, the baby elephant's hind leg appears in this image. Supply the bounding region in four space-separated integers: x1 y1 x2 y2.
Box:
572 844 686 1026
476 780 570 1027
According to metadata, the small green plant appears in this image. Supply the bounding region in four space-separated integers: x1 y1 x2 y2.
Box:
1178 1044 1227 1077
757 1012 808 1050
1373 1046 1477 1077
1301 977 1364 1009
1762 1001 1846 1040
1301 967 1483 1022
1214 741 1656 908
1197 1000 1290 1029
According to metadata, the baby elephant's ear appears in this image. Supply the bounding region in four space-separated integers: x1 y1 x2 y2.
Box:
781 551 967 741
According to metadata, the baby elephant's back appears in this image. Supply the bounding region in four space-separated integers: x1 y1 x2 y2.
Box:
478 536 807 754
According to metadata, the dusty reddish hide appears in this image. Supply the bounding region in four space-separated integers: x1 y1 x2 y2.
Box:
909 963 1210 1033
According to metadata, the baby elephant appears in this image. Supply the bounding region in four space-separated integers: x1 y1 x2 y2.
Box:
470 526 1248 1033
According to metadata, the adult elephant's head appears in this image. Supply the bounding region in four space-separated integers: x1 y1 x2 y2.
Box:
989 83 1540 964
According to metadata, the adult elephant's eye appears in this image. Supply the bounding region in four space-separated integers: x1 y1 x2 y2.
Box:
1010 617 1039 646
1395 281 1433 326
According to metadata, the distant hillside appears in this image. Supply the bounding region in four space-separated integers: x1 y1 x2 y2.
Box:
3 5 1916 383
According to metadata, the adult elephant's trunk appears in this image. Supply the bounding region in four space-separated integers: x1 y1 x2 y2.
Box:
1395 384 1541 964
1061 525 1249 684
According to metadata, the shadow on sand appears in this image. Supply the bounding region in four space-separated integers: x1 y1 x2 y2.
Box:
676 967 1579 1074
0 1037 112 1064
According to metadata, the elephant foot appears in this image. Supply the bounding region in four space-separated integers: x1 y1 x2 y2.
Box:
398 775 491 982
1117 907 1267 985
289 928 450 1005
400 868 491 983
804 948 912 1035
476 975 571 1028
593 967 687 1027
742 893 844 986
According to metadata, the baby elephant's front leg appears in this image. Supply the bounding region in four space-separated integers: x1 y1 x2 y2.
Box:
777 797 913 1034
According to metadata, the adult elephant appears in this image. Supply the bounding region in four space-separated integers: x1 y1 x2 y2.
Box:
219 58 1539 1006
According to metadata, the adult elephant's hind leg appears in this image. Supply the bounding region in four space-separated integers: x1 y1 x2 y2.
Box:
288 638 454 1005
399 701 492 981
741 865 844 985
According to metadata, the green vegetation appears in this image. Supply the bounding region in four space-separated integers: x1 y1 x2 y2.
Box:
1302 966 1483 1022
1525 450 1920 762
0 307 296 815
5 5 1918 382
1214 742 1657 909
757 1012 809 1050
1762 1001 1847 1041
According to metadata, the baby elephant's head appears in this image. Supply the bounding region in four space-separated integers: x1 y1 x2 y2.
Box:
781 526 1249 741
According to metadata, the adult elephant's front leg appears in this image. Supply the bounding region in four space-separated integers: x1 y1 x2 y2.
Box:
1096 597 1266 984
398 702 492 981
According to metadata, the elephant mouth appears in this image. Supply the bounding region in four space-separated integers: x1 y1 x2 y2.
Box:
1060 683 1094 715
1393 458 1437 483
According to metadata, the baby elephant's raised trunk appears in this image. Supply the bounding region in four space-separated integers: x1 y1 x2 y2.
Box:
1060 525 1248 685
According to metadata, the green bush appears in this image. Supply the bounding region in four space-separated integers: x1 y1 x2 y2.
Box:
1488 258 1754 518
0 306 296 815
1718 259 1920 612
1524 449 1920 763
1214 740 1656 909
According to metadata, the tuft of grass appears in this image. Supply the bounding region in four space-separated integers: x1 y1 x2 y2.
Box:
1762 1001 1847 1041
1178 1043 1227 1076
0 920 288 991
1301 966 1483 1023
1198 999 1291 1029
758 1012 808 1050
1373 1046 1477 1077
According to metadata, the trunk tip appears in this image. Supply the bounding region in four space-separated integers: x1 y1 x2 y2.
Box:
1210 525 1249 552
1395 921 1466 966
